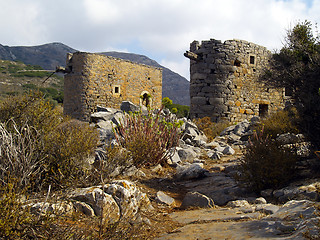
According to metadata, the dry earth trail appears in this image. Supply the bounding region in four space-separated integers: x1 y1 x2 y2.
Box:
145 153 318 240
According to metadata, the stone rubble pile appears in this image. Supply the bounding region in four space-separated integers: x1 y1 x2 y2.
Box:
30 180 153 224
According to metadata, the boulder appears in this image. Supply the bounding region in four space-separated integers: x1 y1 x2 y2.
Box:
111 112 126 126
91 111 115 123
96 121 115 141
255 204 280 215
105 180 153 219
156 191 175 206
30 201 73 216
181 192 215 209
207 151 223 160
227 199 254 213
220 120 250 137
267 200 318 222
176 163 208 180
276 133 301 144
96 105 118 114
170 149 181 164
120 101 140 113
204 141 220 149
70 187 120 223
227 200 251 208
222 146 235 155
233 120 250 136
254 197 267 204
73 201 95 217
177 147 197 161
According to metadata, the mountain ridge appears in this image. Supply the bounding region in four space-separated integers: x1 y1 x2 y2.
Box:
0 42 190 105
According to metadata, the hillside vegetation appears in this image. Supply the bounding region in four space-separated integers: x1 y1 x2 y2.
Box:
0 60 63 103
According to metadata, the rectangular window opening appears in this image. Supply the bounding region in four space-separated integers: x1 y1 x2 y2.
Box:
250 56 255 65
114 86 119 94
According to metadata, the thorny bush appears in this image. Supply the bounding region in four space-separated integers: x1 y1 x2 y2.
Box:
114 109 181 168
193 117 230 142
238 127 298 193
0 91 99 190
256 107 301 139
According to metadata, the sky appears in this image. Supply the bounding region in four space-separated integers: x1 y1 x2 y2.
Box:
0 0 319 79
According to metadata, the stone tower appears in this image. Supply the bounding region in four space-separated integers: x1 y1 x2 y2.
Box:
185 39 285 123
63 52 162 121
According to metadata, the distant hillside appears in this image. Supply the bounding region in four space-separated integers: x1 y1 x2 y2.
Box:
0 59 63 101
0 43 190 105
0 43 77 70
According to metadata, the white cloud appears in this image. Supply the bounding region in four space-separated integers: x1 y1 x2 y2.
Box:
0 0 46 45
0 0 319 80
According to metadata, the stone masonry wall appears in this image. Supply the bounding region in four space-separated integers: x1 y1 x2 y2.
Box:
64 52 162 121
186 39 285 123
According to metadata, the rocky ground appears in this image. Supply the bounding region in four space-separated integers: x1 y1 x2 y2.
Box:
28 101 320 239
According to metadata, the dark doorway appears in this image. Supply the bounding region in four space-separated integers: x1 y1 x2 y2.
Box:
142 93 150 107
259 104 268 117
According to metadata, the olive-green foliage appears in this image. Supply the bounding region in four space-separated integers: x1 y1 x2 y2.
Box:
265 20 320 147
257 108 301 138
0 180 61 239
0 91 98 190
0 181 33 239
162 97 189 118
0 91 62 138
170 103 190 118
44 119 99 188
23 84 63 103
7 62 49 78
193 117 230 141
238 128 298 192
114 110 181 168
161 97 173 108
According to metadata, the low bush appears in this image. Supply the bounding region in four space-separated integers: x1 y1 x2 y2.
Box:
0 91 62 135
193 117 230 141
256 108 301 138
238 128 298 192
0 180 61 239
114 110 181 168
44 119 99 188
0 121 44 190
0 91 98 190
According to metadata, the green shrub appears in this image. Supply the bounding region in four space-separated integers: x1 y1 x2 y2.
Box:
114 110 181 168
0 180 62 239
238 128 298 192
0 91 62 135
161 97 172 108
44 119 99 188
170 103 189 118
22 85 64 104
161 97 189 118
193 117 230 141
0 181 33 239
257 108 301 138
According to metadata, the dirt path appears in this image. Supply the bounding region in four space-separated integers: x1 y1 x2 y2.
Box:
156 207 291 240
145 154 307 240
